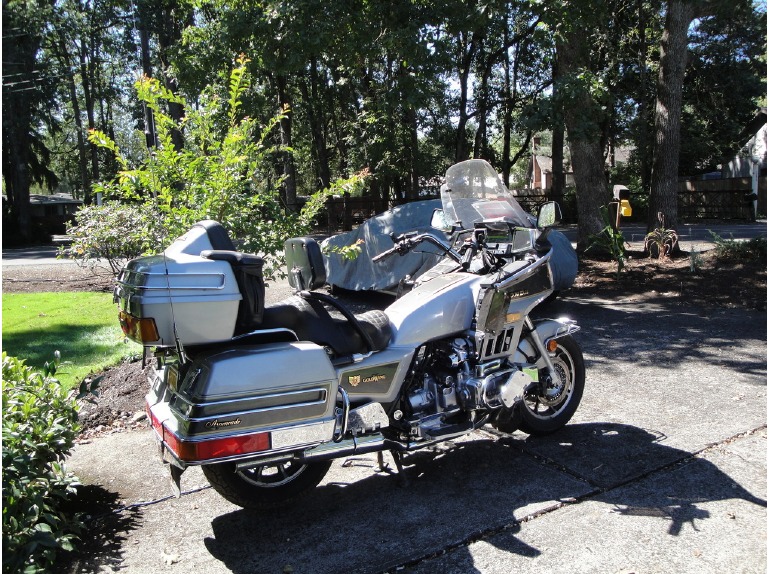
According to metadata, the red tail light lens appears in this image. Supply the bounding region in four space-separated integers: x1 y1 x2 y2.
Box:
149 409 271 463
119 311 160 344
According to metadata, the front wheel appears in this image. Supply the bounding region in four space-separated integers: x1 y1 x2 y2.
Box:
517 334 585 436
202 458 332 510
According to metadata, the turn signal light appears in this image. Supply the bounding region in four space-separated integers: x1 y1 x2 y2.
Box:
119 311 160 344
546 339 559 353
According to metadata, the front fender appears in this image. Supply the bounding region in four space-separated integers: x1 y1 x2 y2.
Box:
513 317 580 366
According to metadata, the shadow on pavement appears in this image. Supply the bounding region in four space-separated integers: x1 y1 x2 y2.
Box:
201 422 765 574
57 484 141 572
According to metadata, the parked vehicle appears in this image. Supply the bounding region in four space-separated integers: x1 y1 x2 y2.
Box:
114 159 585 510
322 160 578 296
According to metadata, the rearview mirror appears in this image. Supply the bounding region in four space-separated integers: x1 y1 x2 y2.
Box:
430 208 454 233
537 202 561 229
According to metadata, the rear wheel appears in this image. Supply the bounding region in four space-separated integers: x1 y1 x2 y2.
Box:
202 458 332 510
517 335 585 436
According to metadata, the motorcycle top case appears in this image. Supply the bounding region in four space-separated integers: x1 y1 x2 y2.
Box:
114 222 264 346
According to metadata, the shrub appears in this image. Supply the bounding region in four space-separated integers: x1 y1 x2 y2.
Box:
62 202 168 275
587 204 629 279
2 352 89 573
86 56 308 281
709 232 767 263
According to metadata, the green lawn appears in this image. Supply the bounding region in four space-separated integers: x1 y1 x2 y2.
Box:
2 292 141 390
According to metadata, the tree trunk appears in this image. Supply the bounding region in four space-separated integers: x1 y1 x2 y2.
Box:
648 0 697 233
274 74 298 212
79 40 99 202
138 27 156 148
557 33 611 250
304 58 331 190
551 55 565 206
637 0 651 193
455 31 480 163
57 38 90 200
156 2 187 151
2 1 48 244
501 36 513 187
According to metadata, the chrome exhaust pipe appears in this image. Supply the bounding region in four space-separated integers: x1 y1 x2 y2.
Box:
298 433 387 463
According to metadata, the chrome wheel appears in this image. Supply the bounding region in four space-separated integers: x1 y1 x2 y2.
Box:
518 335 585 436
236 460 309 488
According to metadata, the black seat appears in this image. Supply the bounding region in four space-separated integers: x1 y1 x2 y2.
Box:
279 237 392 356
260 296 391 357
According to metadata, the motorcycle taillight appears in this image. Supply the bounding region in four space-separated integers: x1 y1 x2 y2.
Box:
118 311 160 344
149 409 271 463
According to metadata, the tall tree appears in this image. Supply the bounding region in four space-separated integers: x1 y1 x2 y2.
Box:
679 0 766 174
2 0 58 244
647 0 698 232
647 0 754 233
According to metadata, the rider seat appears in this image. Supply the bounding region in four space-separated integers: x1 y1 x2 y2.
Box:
260 237 392 357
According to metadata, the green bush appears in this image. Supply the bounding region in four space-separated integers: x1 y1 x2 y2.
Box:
2 352 87 573
62 202 168 276
85 56 367 281
587 204 629 280
709 232 767 263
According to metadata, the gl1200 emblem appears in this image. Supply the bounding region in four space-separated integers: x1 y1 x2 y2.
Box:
348 375 362 387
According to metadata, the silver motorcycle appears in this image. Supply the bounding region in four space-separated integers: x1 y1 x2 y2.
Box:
114 159 585 510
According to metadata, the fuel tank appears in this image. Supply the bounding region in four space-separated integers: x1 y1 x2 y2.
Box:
385 272 481 347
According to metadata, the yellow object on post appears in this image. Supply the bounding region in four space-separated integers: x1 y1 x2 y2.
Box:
619 199 632 217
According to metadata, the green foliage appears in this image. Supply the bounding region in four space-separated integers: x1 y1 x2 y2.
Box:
587 204 629 279
2 353 94 573
644 213 679 259
709 232 767 263
689 248 704 273
323 239 364 262
87 56 368 280
62 202 168 275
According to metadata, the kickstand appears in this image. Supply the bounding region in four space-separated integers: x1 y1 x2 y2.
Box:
376 450 409 487
390 450 410 488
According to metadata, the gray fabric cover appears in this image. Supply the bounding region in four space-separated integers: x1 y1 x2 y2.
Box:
322 200 578 293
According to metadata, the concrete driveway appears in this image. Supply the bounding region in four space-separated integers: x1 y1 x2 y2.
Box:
64 293 767 573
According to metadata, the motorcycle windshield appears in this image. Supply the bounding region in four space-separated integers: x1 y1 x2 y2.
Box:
440 159 531 229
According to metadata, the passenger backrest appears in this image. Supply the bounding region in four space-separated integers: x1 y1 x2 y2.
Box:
285 237 326 291
192 220 236 251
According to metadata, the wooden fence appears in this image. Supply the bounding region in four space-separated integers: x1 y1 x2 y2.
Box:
678 177 766 221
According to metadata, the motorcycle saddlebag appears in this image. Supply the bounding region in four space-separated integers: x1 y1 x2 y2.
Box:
147 341 338 466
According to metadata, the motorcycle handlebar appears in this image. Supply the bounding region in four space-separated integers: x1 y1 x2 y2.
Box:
371 247 399 263
372 232 462 264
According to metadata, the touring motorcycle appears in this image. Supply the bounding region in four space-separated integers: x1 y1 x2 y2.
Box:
114 159 585 509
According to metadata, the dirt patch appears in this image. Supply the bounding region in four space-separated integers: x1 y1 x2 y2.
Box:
2 248 765 438
76 359 155 439
575 249 766 310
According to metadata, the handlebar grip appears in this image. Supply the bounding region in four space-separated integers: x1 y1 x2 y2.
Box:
372 248 397 263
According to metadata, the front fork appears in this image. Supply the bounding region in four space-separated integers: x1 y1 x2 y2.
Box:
522 316 580 390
